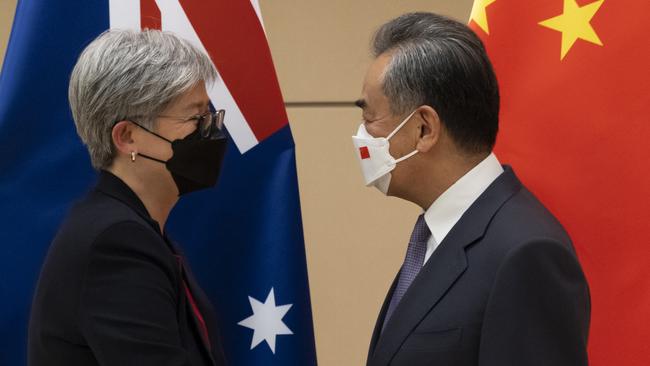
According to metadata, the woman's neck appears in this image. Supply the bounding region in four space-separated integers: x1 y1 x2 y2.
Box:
107 164 178 233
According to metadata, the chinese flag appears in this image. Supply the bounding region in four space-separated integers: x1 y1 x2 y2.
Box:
469 0 649 365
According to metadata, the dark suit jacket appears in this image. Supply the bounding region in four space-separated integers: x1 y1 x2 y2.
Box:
28 171 226 366
368 167 590 366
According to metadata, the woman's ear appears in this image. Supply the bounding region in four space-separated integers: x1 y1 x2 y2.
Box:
111 121 136 155
416 105 441 153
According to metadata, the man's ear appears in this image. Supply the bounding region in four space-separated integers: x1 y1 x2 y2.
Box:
111 121 136 155
416 105 441 153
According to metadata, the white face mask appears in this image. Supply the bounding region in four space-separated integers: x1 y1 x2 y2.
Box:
351 110 419 195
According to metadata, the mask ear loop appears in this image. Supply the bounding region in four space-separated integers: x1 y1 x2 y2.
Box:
125 121 172 165
386 110 418 140
388 109 420 163
394 149 419 163
129 121 173 143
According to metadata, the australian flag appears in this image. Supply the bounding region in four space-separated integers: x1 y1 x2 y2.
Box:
0 1 317 365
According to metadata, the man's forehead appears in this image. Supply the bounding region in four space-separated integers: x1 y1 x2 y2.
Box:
360 54 392 108
369 53 392 80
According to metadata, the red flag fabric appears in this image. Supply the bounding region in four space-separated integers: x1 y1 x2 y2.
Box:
178 0 289 142
469 0 649 365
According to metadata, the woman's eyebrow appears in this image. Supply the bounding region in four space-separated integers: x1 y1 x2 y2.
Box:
181 100 211 114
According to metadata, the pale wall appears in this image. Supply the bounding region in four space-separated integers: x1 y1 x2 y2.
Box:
0 1 473 365
0 0 17 71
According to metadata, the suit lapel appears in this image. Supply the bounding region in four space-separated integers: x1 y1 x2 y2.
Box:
183 264 222 365
369 232 468 366
367 273 399 363
369 167 521 366
188 282 227 365
171 245 217 366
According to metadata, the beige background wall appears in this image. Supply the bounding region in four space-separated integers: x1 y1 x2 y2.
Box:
0 1 472 365
0 0 16 71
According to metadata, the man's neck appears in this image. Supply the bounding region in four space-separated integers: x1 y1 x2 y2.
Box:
409 152 488 210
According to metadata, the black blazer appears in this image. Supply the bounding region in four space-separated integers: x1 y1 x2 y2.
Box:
368 167 590 366
28 171 226 366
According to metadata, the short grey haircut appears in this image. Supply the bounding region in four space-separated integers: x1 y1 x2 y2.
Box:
373 12 500 154
69 29 217 169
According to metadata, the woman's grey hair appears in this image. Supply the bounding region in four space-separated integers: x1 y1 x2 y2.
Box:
373 12 500 154
69 29 217 169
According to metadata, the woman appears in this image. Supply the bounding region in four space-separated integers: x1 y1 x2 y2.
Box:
28 29 227 366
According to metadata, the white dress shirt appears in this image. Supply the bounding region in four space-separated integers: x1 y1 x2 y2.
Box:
423 153 504 264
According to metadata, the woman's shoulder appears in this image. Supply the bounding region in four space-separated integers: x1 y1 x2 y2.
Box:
52 189 167 259
65 190 146 230
36 191 175 303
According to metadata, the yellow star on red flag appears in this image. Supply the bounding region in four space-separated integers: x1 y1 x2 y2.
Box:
470 0 497 34
539 0 605 60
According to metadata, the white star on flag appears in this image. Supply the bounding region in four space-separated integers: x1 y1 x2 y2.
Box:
238 288 293 354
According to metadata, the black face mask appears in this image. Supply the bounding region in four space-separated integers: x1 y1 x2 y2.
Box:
133 124 227 196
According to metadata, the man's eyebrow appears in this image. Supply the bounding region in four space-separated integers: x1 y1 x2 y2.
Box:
354 99 367 109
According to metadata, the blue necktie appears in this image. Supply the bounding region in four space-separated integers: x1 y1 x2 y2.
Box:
382 214 430 332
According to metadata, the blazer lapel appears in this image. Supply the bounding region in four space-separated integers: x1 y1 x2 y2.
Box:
369 167 522 366
369 233 468 366
367 273 399 363
183 265 222 365
171 246 217 366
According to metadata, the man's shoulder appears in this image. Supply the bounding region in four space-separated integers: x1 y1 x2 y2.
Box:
485 182 574 254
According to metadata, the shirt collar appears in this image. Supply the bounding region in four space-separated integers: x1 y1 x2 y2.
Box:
424 153 504 245
95 170 162 235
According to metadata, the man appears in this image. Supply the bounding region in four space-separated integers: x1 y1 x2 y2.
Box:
352 12 590 366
